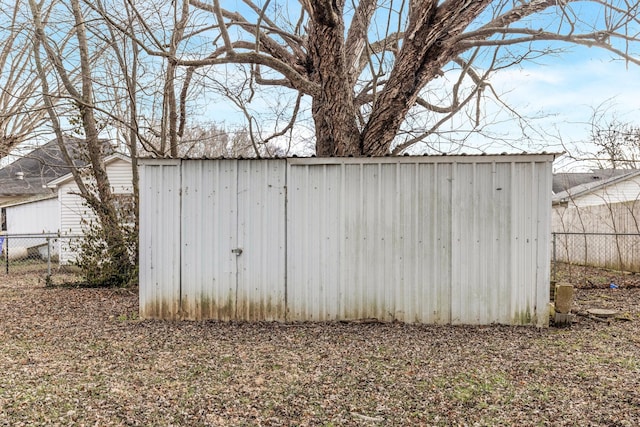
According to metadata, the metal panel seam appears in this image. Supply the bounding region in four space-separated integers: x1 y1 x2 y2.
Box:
450 161 457 323
284 160 289 321
234 159 240 320
178 160 183 319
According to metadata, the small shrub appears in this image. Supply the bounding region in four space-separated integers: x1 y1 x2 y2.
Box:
71 193 138 288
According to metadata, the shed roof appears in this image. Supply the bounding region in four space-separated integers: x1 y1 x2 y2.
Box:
0 192 57 209
139 152 560 163
286 152 558 165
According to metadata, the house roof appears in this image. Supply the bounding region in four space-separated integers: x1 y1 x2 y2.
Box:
0 192 58 209
552 169 640 204
46 152 131 189
552 169 632 194
0 137 114 197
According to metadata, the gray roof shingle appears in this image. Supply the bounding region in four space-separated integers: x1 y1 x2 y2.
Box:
0 137 112 196
552 169 632 194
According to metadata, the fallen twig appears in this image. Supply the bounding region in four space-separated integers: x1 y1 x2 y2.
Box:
351 412 384 422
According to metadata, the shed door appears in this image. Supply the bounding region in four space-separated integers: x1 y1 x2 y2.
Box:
180 160 286 320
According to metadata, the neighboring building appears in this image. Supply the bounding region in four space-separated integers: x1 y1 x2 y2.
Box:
552 169 640 272
0 137 110 234
552 169 640 233
0 138 132 264
4 197 59 235
552 169 631 196
0 136 91 207
46 153 133 264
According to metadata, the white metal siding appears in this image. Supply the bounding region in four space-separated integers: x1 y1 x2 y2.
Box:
139 155 554 326
6 198 59 234
235 160 287 320
287 163 343 321
535 161 553 326
450 161 511 324
180 160 237 320
286 161 455 322
139 160 181 319
287 159 551 325
179 160 286 320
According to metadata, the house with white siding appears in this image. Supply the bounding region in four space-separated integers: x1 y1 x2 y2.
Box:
46 153 133 263
1 138 132 263
0 137 116 235
552 169 640 233
552 169 640 271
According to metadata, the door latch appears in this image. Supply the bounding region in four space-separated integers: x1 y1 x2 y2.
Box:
231 248 243 256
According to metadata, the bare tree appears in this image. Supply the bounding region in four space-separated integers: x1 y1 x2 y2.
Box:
100 0 640 157
589 119 640 169
132 120 285 158
83 0 216 158
0 0 53 157
559 102 640 170
6 1 640 160
29 0 134 283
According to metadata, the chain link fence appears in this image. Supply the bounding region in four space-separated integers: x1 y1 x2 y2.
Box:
0 234 83 281
5 231 637 285
552 232 640 281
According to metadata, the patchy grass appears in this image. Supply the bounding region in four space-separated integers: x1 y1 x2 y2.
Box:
1 272 639 426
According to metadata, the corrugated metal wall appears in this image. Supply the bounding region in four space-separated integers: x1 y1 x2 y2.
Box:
139 155 553 326
286 160 454 323
139 160 181 319
179 160 286 321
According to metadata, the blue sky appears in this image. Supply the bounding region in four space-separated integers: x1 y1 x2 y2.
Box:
201 47 640 167
197 1 640 167
486 46 640 170
8 0 637 170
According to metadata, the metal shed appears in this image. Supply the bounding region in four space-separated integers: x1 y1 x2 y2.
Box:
139 154 554 326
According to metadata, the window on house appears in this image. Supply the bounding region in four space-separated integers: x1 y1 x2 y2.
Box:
1 208 6 231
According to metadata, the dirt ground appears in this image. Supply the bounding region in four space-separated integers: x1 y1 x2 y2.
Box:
1 267 639 426
554 261 640 289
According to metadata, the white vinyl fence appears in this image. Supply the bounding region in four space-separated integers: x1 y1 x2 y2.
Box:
139 155 554 326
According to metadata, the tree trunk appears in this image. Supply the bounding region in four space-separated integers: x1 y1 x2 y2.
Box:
360 0 492 155
69 0 130 273
307 0 361 156
360 45 452 155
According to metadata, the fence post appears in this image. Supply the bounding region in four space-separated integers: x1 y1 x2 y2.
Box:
47 237 52 277
5 236 8 274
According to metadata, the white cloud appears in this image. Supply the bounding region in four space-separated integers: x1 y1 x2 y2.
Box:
491 57 640 118
483 54 640 155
